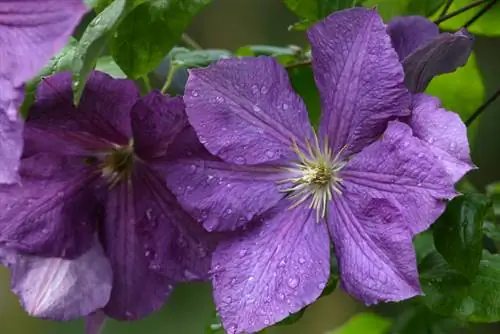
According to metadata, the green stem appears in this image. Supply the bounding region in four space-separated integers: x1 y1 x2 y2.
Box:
434 0 489 24
465 88 500 127
182 33 202 50
439 0 455 18
161 64 179 94
142 75 152 92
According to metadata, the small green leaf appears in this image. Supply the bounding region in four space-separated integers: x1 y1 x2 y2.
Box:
20 37 79 117
288 66 321 127
433 193 491 280
425 52 485 141
329 313 391 334
420 250 500 323
95 56 127 78
171 48 233 68
72 0 141 104
436 0 500 36
484 221 500 242
284 0 359 29
362 0 444 21
390 304 459 334
110 0 213 79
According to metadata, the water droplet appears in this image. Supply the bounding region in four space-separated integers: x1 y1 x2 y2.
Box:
145 250 151 257
251 85 259 94
252 105 261 112
239 249 247 257
186 185 194 191
223 296 232 303
234 156 246 164
427 137 434 144
192 90 199 97
225 208 233 215
278 293 285 300
215 96 224 103
189 164 196 172
282 103 289 110
265 150 275 158
318 282 326 289
145 208 153 220
278 259 286 267
449 142 457 151
260 86 268 94
264 319 270 325
298 257 306 264
287 277 299 289
41 228 49 234
248 276 255 282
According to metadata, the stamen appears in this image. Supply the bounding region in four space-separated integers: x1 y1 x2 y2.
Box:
278 133 346 221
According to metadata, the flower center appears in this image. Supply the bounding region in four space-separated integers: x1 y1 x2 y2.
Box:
100 140 135 187
279 133 346 221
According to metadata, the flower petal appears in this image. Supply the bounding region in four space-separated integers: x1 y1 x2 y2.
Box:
160 127 284 232
0 153 100 258
85 311 106 334
408 94 474 183
0 110 23 183
102 172 177 320
387 16 439 61
211 201 330 334
131 91 187 161
329 195 420 304
27 71 139 152
0 240 112 320
402 29 474 92
0 0 87 87
185 57 314 165
341 121 457 235
308 8 410 156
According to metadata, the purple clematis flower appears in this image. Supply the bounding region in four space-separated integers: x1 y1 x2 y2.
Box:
0 0 87 183
164 8 474 333
0 71 216 323
387 15 474 93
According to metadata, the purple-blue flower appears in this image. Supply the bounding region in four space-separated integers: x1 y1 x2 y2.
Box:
164 8 474 333
387 15 474 93
0 71 217 322
0 0 87 183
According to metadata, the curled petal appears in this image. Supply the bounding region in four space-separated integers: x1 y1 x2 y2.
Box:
308 8 410 156
185 57 314 165
387 16 439 61
342 121 457 235
329 196 421 304
211 201 330 334
0 154 100 258
402 29 474 92
0 241 112 320
160 127 284 232
408 94 474 183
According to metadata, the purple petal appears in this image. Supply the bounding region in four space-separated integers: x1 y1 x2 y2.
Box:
0 153 100 258
211 201 330 334
329 196 420 304
308 8 410 156
134 163 220 282
102 172 177 320
85 311 106 334
402 29 474 92
161 127 284 232
341 121 457 235
0 240 112 320
0 110 23 183
26 71 139 153
185 57 314 165
0 0 87 87
387 16 439 61
131 91 187 161
408 94 474 183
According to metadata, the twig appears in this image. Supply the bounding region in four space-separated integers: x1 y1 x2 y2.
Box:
285 60 311 69
463 0 499 28
439 0 455 18
465 88 500 127
161 64 180 94
181 33 202 50
434 0 489 24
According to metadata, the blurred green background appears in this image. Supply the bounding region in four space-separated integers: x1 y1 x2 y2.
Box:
2 0 500 333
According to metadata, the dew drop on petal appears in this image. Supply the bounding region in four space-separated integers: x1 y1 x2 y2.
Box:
298 257 306 264
248 276 255 282
282 103 289 110
265 150 275 158
192 90 199 97
287 277 299 289
238 249 247 257
252 105 261 112
234 156 246 164
318 282 326 289
215 96 224 103
260 86 268 94
223 296 232 303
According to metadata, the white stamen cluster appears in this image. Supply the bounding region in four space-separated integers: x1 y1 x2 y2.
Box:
278 133 346 221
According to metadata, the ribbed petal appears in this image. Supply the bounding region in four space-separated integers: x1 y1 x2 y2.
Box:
308 8 410 156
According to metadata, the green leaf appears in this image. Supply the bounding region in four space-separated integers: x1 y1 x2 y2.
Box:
85 0 114 12
284 0 358 29
72 0 141 104
95 56 127 78
276 307 307 327
362 0 445 21
436 0 500 36
171 48 233 68
204 312 225 334
20 37 79 117
413 231 436 264
236 45 307 66
110 0 212 79
425 52 485 141
288 66 321 126
329 313 391 334
486 181 500 217
390 304 459 334
433 194 491 279
484 221 500 242
420 250 500 323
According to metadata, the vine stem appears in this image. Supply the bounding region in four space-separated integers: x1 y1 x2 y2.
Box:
463 0 499 28
181 33 202 50
434 0 490 24
466 88 500 127
439 0 455 18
